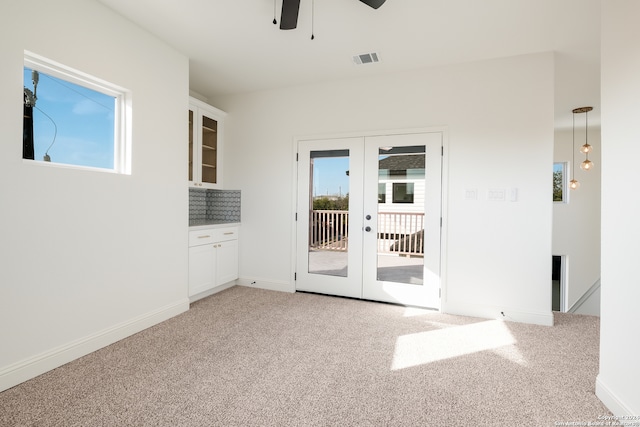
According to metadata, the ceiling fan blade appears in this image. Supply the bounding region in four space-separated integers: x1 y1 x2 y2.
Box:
280 0 301 30
359 0 386 9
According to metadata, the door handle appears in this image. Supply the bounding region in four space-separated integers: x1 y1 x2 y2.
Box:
365 215 372 220
365 226 372 232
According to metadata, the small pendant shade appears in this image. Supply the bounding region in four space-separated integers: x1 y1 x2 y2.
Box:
569 179 580 190
581 158 594 171
580 143 592 154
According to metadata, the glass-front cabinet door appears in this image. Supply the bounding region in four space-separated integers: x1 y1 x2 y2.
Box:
188 97 227 189
200 114 218 185
188 109 194 182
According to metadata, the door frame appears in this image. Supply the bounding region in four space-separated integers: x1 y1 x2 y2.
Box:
290 127 450 307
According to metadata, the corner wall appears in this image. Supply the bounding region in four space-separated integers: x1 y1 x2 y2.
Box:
553 128 601 315
597 0 640 416
215 52 555 325
0 0 190 391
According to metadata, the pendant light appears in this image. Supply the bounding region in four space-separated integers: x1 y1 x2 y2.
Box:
569 109 580 190
570 106 594 190
574 106 594 172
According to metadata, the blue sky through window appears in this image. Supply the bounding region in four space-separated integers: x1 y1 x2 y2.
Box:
24 67 115 169
553 163 563 174
312 157 349 197
311 155 401 197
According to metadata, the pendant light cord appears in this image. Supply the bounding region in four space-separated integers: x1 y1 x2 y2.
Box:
273 0 277 24
311 0 315 40
585 110 589 161
572 112 576 181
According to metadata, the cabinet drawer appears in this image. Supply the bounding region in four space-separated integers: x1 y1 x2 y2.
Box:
189 229 216 247
213 226 239 242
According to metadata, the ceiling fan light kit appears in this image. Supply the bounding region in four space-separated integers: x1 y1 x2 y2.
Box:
276 0 386 33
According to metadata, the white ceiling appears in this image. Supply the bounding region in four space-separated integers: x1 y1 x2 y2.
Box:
97 0 601 128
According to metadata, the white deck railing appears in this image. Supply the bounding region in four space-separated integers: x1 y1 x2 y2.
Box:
310 210 424 256
377 211 425 256
310 210 349 251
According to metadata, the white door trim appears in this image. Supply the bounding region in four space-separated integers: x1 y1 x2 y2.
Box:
290 126 450 306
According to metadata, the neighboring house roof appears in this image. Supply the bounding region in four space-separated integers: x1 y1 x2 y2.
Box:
378 154 425 171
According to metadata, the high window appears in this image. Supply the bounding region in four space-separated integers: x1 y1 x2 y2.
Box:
23 51 131 173
553 162 567 202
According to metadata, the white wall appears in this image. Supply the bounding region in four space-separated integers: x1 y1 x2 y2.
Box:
0 0 190 391
572 284 601 317
553 129 601 315
597 0 640 416
214 52 555 325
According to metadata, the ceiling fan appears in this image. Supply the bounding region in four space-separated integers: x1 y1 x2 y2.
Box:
279 0 386 30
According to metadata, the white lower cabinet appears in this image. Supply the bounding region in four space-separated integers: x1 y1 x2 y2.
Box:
215 238 238 285
188 244 216 296
188 226 239 299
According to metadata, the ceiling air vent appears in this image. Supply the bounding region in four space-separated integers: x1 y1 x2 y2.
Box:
353 52 380 65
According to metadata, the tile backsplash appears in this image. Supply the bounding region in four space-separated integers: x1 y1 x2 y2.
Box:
189 188 241 224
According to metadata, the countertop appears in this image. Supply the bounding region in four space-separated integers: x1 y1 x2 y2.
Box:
188 221 241 230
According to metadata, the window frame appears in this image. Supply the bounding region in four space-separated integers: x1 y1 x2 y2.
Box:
23 51 131 174
392 182 415 204
553 161 568 203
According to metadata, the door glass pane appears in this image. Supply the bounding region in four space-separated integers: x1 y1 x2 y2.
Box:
201 115 217 184
377 145 425 285
308 150 350 277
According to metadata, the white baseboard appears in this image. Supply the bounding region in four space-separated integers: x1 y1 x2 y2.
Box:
596 375 636 416
442 301 554 326
0 299 189 393
189 280 237 303
237 277 294 293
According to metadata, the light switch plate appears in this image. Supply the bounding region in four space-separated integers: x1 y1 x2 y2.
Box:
487 189 506 201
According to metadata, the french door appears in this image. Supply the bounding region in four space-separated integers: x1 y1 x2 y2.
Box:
295 132 442 308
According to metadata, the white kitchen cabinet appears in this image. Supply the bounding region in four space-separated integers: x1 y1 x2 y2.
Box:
188 97 227 189
188 225 239 300
188 243 216 296
215 238 239 285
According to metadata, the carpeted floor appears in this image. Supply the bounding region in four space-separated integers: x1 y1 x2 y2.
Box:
0 286 611 426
